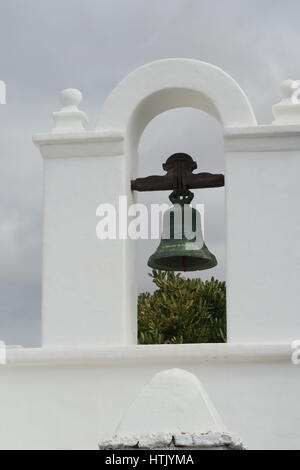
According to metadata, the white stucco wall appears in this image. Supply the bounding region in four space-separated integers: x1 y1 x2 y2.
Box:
0 345 298 450
225 127 300 342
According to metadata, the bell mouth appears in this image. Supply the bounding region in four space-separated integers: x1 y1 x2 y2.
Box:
148 250 218 272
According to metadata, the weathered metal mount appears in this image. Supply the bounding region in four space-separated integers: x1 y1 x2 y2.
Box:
131 153 225 198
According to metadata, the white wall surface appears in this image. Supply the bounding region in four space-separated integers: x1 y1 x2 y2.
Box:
41 152 136 346
225 128 300 342
0 347 298 450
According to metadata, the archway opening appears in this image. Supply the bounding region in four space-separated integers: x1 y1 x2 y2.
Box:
96 59 256 346
136 107 226 344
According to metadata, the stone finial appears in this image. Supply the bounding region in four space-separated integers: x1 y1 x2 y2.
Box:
273 80 300 125
52 88 88 133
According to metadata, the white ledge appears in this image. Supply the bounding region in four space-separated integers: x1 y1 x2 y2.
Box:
224 124 300 152
2 343 292 367
33 130 124 145
224 124 300 137
33 130 124 158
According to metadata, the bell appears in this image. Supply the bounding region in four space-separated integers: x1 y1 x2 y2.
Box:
148 199 217 272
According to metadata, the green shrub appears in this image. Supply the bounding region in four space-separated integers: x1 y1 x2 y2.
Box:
138 270 227 345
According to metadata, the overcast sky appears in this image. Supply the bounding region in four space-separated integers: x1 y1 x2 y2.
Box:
0 0 300 346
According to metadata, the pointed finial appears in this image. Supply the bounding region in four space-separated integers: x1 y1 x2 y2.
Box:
52 88 88 133
273 80 300 124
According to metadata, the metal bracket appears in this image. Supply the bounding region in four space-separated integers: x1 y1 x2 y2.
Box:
131 153 224 198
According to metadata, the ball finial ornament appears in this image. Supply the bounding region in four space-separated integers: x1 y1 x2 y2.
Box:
52 88 88 132
273 79 300 124
280 80 300 101
60 88 82 108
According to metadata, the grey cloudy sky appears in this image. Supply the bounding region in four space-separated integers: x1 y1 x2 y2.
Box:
0 0 299 346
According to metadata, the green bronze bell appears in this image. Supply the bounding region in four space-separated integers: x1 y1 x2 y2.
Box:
148 193 217 272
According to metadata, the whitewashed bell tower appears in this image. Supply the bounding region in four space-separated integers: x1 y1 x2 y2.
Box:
33 59 300 347
0 59 299 450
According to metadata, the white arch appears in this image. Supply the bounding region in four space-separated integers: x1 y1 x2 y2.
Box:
97 59 257 141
